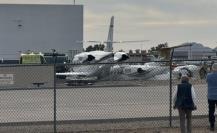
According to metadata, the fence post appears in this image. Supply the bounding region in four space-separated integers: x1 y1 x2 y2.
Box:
52 50 57 133
169 49 174 127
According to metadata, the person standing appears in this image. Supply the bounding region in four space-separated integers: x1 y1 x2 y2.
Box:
173 75 197 133
207 63 217 131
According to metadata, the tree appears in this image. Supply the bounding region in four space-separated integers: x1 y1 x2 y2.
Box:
118 49 124 52
129 50 133 54
85 44 105 52
148 42 168 57
100 44 105 50
85 45 93 52
156 42 168 51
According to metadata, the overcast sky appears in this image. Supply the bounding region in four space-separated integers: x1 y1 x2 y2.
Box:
1 0 217 52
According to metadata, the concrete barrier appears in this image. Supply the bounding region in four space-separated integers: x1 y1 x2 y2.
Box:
0 65 54 89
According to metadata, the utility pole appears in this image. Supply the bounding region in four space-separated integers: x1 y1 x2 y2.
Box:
74 0 76 5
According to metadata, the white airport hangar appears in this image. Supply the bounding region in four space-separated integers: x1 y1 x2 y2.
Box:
0 4 83 60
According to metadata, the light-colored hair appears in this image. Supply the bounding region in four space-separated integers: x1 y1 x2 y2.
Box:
212 63 217 71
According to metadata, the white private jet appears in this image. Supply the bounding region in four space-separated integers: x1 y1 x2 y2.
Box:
110 62 170 80
56 51 129 85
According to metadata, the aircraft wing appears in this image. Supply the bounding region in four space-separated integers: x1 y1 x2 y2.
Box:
87 41 103 43
84 40 150 44
111 40 150 43
57 71 98 85
56 72 90 76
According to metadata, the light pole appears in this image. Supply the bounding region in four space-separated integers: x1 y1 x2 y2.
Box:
163 43 193 127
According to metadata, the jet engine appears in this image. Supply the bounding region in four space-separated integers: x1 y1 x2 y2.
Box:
137 68 145 73
73 53 95 64
114 52 129 62
86 55 95 62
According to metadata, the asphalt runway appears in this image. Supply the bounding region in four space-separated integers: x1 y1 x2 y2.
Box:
0 82 208 123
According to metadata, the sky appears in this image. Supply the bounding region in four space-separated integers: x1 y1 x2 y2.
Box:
1 0 217 52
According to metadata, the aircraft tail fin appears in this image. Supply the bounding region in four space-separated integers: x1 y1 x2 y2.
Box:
106 16 114 52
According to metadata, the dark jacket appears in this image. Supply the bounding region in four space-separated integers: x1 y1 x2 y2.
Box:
174 81 196 110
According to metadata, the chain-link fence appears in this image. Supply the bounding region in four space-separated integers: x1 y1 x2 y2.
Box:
0 60 215 132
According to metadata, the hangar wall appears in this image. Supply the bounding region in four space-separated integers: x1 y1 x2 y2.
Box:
0 4 83 60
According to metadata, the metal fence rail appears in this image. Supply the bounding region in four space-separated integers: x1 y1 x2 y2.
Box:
0 60 215 132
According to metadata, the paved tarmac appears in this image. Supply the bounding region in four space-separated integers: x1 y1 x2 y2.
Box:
0 82 208 123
